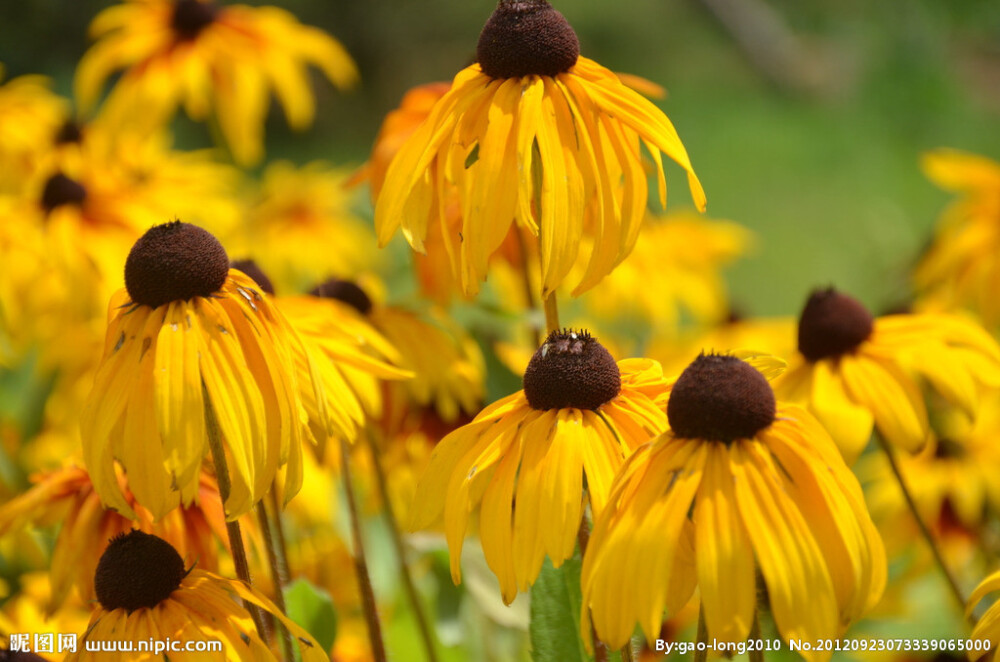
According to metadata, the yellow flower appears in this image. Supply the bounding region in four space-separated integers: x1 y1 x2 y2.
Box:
272 281 412 459
80 222 321 520
75 0 358 165
0 464 232 612
579 210 754 331
66 530 325 661
228 161 376 294
581 354 885 657
915 149 1000 327
773 288 1000 461
375 0 705 298
409 330 670 604
0 572 91 662
967 570 1000 660
371 303 486 427
0 66 69 192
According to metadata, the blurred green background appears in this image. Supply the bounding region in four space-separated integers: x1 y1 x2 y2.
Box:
3 0 1000 316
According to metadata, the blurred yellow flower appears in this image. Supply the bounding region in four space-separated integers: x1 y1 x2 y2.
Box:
76 0 358 164
409 330 670 604
0 66 69 192
915 149 1000 328
375 0 704 298
579 210 754 331
0 572 91 662
774 288 1000 462
582 354 885 657
230 161 375 294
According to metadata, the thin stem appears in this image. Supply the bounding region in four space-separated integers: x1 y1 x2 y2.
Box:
577 515 607 662
694 605 708 662
367 430 440 662
542 291 560 335
203 384 268 640
875 433 971 621
515 227 542 348
268 487 292 586
257 500 294 662
748 609 764 662
340 436 388 662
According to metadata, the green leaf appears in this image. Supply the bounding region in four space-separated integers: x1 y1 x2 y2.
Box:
284 578 338 655
529 557 590 662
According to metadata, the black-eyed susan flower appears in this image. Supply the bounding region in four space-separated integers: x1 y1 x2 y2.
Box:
273 278 412 460
579 210 754 332
0 465 232 612
915 149 1000 327
581 354 886 657
227 162 375 294
66 530 325 661
409 329 670 604
0 66 68 192
375 0 706 298
80 221 320 521
75 0 358 165
773 288 1000 461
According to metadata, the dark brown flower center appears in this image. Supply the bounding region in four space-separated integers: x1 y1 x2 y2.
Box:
125 221 229 308
171 0 218 41
54 119 83 145
309 278 373 315
95 530 186 613
522 329 621 410
477 0 580 79
797 288 874 362
667 354 776 443
230 258 275 296
40 172 86 213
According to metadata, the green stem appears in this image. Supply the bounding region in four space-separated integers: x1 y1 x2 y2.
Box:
257 499 294 662
749 609 764 662
515 226 542 348
340 437 388 662
875 433 971 621
694 605 708 662
367 430 440 662
576 515 607 662
203 384 269 641
542 291 560 335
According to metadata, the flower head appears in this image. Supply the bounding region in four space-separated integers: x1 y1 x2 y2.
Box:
375 0 705 297
915 149 1000 327
81 221 320 520
581 354 885 658
409 329 670 604
67 530 325 661
774 287 1000 461
75 0 358 164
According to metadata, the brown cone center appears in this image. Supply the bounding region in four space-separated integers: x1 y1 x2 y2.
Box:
171 0 218 40
797 288 874 362
477 0 580 79
95 530 186 612
667 354 776 443
522 329 621 410
124 221 229 308
40 172 86 213
310 278 373 315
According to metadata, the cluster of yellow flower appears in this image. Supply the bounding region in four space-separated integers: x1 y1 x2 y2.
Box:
3 1 1000 661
